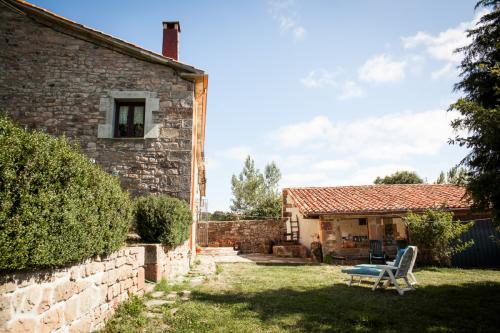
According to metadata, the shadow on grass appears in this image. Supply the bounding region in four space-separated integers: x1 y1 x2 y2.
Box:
190 281 500 332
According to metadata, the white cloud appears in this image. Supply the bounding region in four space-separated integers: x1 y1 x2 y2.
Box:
205 157 221 170
402 10 486 63
338 81 364 100
269 116 332 149
431 63 457 80
358 54 407 83
283 154 313 166
293 26 306 40
347 164 415 185
270 109 458 161
219 146 252 161
300 69 338 88
268 0 306 41
300 69 364 101
311 159 356 171
281 172 331 187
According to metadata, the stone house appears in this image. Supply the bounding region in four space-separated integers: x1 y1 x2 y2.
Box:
282 184 485 259
0 0 208 254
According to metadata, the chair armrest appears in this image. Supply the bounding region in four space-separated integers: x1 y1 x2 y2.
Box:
376 265 398 270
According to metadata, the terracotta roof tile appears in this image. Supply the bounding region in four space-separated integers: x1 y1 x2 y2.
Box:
284 184 471 216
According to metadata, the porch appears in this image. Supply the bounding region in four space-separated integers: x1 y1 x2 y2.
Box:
319 215 408 262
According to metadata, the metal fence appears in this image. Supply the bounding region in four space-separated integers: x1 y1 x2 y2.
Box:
451 219 500 268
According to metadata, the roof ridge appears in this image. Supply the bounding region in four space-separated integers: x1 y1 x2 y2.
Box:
6 0 204 74
284 184 463 190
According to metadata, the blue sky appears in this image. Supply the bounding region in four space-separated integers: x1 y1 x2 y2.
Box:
32 0 480 211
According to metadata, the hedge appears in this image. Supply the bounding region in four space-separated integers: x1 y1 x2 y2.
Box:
0 116 133 271
135 195 192 247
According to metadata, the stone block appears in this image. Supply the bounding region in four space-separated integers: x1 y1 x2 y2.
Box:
40 306 64 333
137 267 145 291
115 256 126 268
0 280 17 294
7 318 39 333
37 287 53 314
0 294 12 326
79 288 97 315
20 286 41 313
65 295 79 322
55 281 79 302
69 317 91 333
272 245 308 258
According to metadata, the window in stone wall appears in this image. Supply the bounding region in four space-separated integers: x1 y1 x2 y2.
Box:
114 101 145 138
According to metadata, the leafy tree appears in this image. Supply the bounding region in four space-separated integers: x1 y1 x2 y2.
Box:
230 156 282 218
436 171 446 184
374 171 424 184
406 209 474 266
207 211 238 221
449 0 500 222
435 166 469 185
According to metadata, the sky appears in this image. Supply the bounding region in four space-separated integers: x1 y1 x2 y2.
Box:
32 0 481 212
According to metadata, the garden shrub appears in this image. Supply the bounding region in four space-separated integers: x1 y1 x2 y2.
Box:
0 116 132 271
406 209 474 266
135 194 192 247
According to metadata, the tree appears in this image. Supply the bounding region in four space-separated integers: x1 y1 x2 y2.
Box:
207 211 238 221
406 209 474 266
374 171 424 184
449 1 500 222
230 156 282 218
435 166 469 185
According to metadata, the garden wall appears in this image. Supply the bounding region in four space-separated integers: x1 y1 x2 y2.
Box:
0 247 145 333
197 219 287 254
142 241 191 282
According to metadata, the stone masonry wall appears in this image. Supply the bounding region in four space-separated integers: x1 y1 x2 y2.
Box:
0 5 194 200
0 247 145 333
197 220 287 254
142 241 191 283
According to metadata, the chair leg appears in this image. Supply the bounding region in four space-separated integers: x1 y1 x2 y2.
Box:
348 276 353 286
372 270 384 291
387 270 404 295
409 272 418 285
404 277 415 290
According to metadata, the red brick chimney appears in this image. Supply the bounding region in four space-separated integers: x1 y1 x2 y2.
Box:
162 21 180 60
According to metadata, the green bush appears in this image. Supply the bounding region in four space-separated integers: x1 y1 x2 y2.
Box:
135 194 192 247
0 116 132 271
406 209 474 266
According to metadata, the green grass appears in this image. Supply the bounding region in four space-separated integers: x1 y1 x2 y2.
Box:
100 264 500 333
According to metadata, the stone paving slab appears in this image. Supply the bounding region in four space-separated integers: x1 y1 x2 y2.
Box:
150 291 164 298
242 254 317 265
145 299 175 307
207 253 317 265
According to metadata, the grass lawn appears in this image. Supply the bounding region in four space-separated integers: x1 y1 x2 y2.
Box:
100 264 500 333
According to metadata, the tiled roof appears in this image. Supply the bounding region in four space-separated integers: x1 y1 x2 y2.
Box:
5 0 203 74
284 184 471 216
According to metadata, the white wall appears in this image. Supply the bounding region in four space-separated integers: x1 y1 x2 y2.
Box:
285 196 320 249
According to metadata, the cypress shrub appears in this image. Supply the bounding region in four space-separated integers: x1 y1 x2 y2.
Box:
135 195 192 247
0 116 132 271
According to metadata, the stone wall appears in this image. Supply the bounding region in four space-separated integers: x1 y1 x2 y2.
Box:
142 241 191 282
197 220 287 254
0 247 145 333
0 5 194 200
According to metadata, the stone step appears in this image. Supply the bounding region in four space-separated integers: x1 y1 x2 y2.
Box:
199 247 239 256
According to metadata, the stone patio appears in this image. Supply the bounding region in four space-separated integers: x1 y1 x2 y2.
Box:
199 247 316 265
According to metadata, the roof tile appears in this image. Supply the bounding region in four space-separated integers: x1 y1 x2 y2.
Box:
284 184 470 215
